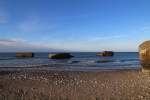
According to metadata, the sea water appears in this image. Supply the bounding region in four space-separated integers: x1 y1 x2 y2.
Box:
0 52 140 71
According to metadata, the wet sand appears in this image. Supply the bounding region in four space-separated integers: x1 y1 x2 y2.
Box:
0 69 150 100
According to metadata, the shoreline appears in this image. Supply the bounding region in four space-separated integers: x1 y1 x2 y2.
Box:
0 68 141 76
0 67 141 73
0 64 140 72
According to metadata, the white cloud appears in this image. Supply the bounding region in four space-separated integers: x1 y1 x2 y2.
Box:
0 39 17 46
0 35 138 52
38 34 137 52
0 38 61 52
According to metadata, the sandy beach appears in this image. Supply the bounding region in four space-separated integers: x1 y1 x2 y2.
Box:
0 69 150 100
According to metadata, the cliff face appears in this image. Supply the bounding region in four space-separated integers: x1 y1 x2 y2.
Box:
139 40 150 70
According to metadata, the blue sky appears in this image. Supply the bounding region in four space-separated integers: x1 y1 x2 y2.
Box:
0 0 150 52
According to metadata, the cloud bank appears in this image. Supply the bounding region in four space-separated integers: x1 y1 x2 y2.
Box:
0 39 61 52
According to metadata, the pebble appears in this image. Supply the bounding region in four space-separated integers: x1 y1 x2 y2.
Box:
138 95 144 99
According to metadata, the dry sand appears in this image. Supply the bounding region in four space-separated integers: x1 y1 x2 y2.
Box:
0 69 150 100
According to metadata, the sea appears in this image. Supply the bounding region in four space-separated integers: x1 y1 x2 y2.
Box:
0 52 140 71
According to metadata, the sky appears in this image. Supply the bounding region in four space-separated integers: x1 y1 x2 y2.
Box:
0 0 150 52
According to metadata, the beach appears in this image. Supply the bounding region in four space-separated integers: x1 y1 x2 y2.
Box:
0 0 149 99
0 69 150 100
